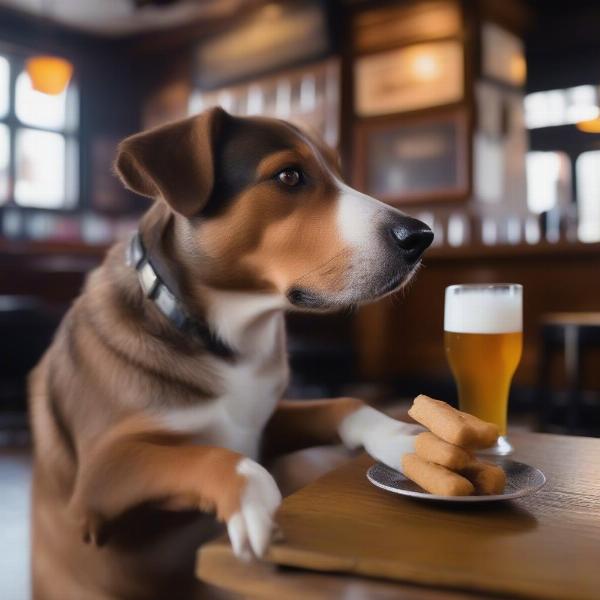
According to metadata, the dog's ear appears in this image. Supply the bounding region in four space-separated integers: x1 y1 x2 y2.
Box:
115 107 228 217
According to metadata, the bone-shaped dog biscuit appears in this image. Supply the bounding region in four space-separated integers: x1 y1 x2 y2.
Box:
461 460 506 495
414 431 473 470
401 453 475 496
408 395 499 449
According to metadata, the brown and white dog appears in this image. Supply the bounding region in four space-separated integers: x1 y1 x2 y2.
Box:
29 107 433 600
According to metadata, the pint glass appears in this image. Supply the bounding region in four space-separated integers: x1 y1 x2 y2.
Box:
444 284 523 455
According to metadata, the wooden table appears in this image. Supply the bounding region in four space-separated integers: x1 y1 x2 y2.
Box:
197 432 600 599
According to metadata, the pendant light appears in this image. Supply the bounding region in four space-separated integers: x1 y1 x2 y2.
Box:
25 0 73 96
26 55 73 95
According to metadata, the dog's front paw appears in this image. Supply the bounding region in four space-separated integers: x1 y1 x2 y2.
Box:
226 458 282 560
339 406 423 471
363 425 422 472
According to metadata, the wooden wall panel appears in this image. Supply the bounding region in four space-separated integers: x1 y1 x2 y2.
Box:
355 242 600 387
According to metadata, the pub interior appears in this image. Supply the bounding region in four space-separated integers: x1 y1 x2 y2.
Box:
1 1 599 599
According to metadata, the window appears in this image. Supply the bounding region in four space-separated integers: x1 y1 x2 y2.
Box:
0 55 8 117
524 85 600 129
526 151 571 214
0 52 78 209
575 151 600 243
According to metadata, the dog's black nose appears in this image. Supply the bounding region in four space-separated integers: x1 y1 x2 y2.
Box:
390 218 434 263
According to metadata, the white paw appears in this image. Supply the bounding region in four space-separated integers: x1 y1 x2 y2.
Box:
363 425 421 472
227 458 282 560
339 406 423 471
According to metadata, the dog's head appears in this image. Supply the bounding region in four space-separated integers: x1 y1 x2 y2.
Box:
116 107 433 310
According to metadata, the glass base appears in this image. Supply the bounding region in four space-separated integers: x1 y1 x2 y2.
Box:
476 435 513 456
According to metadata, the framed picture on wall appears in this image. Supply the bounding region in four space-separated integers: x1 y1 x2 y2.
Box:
354 40 464 117
354 109 469 205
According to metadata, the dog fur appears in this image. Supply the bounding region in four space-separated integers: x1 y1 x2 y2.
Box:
29 108 432 599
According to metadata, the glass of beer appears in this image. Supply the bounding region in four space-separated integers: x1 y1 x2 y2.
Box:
444 284 523 455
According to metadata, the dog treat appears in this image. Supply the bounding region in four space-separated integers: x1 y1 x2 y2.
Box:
401 453 475 496
461 460 506 495
414 431 473 470
408 395 499 449
456 411 501 448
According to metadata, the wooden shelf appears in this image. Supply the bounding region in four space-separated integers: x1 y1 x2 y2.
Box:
426 241 600 260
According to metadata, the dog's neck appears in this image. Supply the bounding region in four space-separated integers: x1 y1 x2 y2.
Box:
201 288 287 358
127 230 235 359
135 202 288 361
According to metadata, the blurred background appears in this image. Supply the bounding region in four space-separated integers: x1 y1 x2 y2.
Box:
1 0 600 446
2 2 600 595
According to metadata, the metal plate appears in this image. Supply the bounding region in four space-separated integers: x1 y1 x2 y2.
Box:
367 459 546 502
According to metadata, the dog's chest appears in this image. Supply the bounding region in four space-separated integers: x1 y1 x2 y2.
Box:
214 345 288 457
162 293 288 460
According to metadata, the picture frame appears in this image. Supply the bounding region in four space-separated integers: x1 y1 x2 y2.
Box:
354 40 464 117
354 108 469 205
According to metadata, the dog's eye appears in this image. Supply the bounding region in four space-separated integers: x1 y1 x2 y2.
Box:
277 168 302 187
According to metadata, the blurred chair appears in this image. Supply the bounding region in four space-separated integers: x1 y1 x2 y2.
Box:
536 313 600 435
0 296 59 441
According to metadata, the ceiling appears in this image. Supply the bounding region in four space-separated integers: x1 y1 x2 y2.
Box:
5 0 599 39
0 0 256 37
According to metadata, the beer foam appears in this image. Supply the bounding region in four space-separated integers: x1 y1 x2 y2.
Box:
444 285 522 333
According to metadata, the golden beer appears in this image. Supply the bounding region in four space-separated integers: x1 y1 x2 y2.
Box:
444 284 523 454
444 331 522 435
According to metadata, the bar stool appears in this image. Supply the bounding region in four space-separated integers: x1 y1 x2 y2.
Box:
536 313 600 434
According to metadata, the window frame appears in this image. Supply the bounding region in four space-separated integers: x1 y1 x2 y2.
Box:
0 47 81 213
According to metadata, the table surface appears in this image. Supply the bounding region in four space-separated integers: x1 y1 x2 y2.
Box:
197 432 600 600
